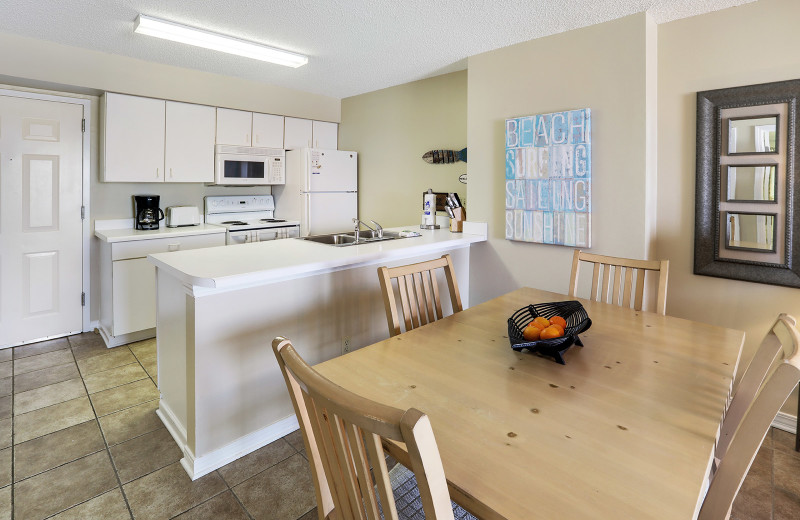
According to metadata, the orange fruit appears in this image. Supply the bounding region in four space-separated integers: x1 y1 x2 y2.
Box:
550 316 567 329
550 323 565 335
532 316 551 330
540 325 565 340
522 324 541 341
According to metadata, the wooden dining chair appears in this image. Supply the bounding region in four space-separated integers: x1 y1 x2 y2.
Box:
568 249 669 315
272 336 475 520
377 254 463 337
715 314 798 464
699 313 800 520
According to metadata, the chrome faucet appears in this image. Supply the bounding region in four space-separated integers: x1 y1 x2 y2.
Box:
353 218 384 241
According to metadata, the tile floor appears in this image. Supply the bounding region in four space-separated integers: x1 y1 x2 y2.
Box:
2 332 319 520
0 330 798 519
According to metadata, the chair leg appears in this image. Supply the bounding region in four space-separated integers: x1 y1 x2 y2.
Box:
796 383 800 452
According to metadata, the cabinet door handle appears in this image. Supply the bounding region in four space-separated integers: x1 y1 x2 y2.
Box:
245 133 250 143
255 134 259 144
169 168 173 179
156 167 160 179
168 243 180 251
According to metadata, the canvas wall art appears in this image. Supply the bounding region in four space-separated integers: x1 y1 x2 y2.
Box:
505 108 591 247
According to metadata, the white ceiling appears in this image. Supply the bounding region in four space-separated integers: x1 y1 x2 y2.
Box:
0 0 754 99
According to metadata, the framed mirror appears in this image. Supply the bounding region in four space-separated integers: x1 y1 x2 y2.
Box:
725 212 776 252
695 79 800 288
728 115 779 154
725 165 777 202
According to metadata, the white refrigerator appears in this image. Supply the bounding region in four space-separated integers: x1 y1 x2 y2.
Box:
275 148 358 236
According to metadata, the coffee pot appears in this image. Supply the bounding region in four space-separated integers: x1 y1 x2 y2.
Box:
134 195 164 230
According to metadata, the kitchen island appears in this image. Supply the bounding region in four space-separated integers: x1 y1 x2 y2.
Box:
148 225 486 479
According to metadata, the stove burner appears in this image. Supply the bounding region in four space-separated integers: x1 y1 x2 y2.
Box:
221 220 248 226
261 218 287 223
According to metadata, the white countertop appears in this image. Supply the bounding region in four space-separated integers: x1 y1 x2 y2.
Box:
148 226 487 292
94 223 226 243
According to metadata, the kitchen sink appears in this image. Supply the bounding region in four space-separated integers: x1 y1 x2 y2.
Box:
299 230 405 247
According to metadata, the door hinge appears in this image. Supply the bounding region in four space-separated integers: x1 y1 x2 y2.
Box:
81 292 86 306
81 119 85 132
81 206 85 220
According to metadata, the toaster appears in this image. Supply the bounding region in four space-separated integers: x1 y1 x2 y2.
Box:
166 206 201 227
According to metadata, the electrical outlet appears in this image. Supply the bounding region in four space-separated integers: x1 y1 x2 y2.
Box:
342 336 352 354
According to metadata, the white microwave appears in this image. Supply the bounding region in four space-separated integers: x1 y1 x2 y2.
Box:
213 145 285 185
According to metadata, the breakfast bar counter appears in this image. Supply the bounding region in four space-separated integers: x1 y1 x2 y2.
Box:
149 225 486 479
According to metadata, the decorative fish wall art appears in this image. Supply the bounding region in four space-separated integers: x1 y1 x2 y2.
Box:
422 148 467 164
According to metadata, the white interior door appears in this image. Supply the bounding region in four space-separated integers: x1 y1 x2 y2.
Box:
0 94 84 347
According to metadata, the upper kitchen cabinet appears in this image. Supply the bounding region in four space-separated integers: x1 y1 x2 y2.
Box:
216 108 252 146
312 120 338 149
284 117 313 149
103 93 215 183
252 113 284 148
165 101 216 183
102 93 165 182
217 109 285 148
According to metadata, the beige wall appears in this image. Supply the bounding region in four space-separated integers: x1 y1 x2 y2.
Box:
339 71 467 227
466 13 657 303
658 0 800 415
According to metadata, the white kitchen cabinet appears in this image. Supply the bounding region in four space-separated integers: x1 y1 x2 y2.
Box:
252 113 284 148
97 229 226 347
102 93 166 182
111 258 155 336
312 120 338 149
284 117 313 149
217 109 285 149
216 108 253 146
165 101 216 183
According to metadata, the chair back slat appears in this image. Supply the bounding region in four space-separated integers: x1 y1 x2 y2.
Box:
633 268 645 311
622 268 634 308
700 314 800 520
273 337 456 520
395 275 415 333
569 249 669 315
600 263 612 304
404 274 421 329
365 430 398 520
590 263 601 301
378 255 463 337
345 424 382 520
420 270 436 323
329 413 368 520
612 266 622 306
412 272 429 326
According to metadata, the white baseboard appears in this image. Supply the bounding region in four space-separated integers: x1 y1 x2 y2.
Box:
98 325 155 348
159 406 300 481
157 400 188 449
773 412 797 434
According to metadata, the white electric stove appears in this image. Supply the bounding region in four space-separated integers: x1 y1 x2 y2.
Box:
204 195 300 245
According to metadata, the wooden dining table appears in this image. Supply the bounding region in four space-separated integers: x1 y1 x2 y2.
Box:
314 287 745 520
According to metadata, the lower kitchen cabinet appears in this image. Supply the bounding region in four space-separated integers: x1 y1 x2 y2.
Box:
98 230 225 347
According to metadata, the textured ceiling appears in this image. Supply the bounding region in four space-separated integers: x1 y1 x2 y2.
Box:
0 0 755 99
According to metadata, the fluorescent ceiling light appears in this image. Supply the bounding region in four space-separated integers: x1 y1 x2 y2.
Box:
134 14 308 68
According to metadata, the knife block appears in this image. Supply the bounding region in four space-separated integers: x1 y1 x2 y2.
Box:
450 207 465 232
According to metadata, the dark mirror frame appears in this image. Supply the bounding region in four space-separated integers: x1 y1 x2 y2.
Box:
695 79 800 288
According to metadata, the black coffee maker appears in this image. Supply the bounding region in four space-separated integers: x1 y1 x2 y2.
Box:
134 195 165 230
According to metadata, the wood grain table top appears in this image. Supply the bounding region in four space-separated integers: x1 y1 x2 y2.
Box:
315 288 745 520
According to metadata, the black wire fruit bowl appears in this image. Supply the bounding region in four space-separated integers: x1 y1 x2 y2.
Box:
507 301 592 364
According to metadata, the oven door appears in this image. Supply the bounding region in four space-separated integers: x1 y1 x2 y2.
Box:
227 230 252 245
